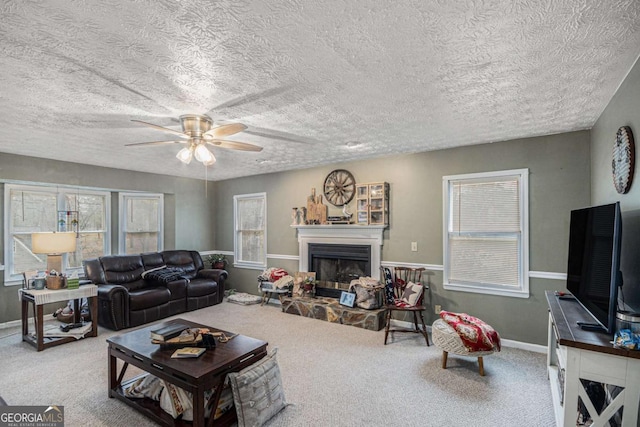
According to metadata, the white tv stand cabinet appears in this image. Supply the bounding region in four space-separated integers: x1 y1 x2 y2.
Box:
546 291 640 427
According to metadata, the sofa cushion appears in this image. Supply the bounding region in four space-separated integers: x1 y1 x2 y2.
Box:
165 279 188 300
129 287 172 311
187 278 218 297
101 255 145 285
120 279 149 292
142 252 165 270
162 250 198 279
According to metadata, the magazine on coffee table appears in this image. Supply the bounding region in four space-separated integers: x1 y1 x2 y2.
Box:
171 347 206 358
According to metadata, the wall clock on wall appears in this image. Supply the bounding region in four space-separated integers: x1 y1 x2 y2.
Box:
612 126 635 194
323 169 356 206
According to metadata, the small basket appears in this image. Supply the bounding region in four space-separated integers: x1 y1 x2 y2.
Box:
46 276 67 290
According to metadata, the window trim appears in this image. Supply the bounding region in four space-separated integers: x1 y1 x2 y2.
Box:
442 168 529 298
118 192 164 254
4 184 111 285
233 192 267 270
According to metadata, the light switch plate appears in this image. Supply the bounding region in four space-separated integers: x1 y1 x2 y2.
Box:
411 242 418 251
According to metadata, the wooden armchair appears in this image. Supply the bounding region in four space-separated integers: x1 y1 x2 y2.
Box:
381 266 430 345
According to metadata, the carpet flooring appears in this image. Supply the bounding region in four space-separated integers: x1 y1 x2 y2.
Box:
0 301 555 426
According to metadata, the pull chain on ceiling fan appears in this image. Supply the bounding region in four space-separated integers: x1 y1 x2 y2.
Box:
127 114 263 166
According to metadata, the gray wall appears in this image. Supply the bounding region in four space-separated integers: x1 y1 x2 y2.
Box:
591 54 640 310
0 153 215 324
214 131 591 345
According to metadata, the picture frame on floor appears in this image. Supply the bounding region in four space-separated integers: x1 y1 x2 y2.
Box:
339 291 356 307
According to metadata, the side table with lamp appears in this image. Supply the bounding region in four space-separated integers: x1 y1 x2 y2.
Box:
19 285 98 351
19 231 98 351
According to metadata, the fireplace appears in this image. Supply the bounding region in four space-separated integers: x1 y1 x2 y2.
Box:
309 243 371 298
294 224 385 298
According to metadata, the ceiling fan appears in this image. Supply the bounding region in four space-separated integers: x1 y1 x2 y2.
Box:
126 114 263 166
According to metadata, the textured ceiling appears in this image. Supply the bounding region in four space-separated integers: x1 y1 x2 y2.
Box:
1 0 639 181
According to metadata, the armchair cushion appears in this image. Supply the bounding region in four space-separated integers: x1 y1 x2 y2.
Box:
399 281 423 307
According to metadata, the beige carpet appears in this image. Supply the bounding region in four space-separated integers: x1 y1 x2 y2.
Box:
0 301 555 426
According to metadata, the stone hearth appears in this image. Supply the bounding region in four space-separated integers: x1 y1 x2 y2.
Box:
281 296 385 331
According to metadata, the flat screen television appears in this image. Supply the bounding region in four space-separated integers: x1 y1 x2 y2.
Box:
566 202 622 334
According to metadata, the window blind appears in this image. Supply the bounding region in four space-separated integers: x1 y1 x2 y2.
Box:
445 172 526 293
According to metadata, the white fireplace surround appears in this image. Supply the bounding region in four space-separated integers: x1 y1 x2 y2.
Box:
293 225 385 280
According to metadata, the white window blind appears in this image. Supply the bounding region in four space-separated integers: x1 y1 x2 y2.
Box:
234 193 267 269
443 169 529 297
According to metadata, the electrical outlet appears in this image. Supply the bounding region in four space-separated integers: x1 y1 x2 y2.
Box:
411 241 418 251
434 304 442 314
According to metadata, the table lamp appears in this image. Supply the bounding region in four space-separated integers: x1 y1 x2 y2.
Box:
31 232 77 273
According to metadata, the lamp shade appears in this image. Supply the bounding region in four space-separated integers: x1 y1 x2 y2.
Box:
32 232 77 254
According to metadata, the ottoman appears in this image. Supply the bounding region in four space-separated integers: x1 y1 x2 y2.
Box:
431 315 500 376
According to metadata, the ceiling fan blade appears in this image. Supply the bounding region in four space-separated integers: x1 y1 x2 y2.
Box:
243 127 316 144
206 139 263 152
124 140 186 147
207 85 294 112
203 123 247 138
131 120 189 138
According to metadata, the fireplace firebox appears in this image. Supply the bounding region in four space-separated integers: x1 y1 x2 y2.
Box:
309 243 371 298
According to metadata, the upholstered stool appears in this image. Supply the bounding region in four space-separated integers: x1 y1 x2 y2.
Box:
432 318 499 376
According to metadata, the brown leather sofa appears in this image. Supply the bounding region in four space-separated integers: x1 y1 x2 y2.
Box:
83 250 227 331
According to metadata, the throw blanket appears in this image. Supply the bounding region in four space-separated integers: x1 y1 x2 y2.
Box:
143 267 187 284
258 267 289 282
273 275 294 289
440 311 501 352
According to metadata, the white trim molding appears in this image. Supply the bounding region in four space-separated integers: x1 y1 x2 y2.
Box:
392 320 546 353
529 271 567 280
381 261 443 271
293 225 386 280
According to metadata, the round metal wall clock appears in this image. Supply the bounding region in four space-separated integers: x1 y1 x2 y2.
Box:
323 169 356 206
612 126 635 194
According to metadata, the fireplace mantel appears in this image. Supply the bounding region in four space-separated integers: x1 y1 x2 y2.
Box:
292 225 385 279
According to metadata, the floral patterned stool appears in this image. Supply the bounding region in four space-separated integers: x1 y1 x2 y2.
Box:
431 313 500 376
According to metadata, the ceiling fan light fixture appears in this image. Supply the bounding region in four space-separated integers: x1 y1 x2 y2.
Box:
176 146 194 164
202 154 216 166
194 143 215 164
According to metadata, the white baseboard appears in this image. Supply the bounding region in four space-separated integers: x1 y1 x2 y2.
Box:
391 319 546 353
254 309 548 353
0 318 25 330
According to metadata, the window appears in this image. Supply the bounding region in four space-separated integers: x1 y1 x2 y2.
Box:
443 169 529 298
64 191 110 269
5 185 110 283
234 192 267 269
119 193 164 254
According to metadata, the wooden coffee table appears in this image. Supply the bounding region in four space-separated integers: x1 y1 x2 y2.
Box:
107 318 268 427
